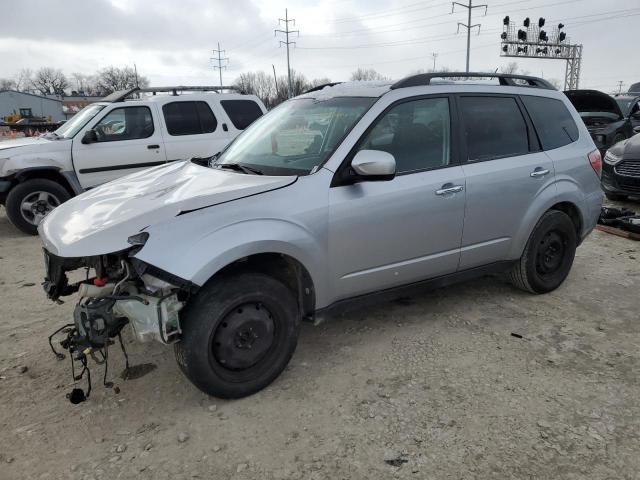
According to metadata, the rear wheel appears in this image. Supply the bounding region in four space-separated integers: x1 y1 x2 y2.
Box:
509 210 577 294
175 272 300 398
605 192 628 202
5 179 70 235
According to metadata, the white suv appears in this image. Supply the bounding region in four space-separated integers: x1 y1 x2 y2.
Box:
0 86 266 234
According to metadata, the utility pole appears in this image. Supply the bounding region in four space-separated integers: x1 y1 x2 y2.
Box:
452 0 487 72
275 8 299 99
617 80 624 94
211 43 229 87
431 52 439 71
133 63 139 88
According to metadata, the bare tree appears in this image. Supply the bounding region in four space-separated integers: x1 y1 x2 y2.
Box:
95 66 149 94
309 77 332 88
234 71 276 107
234 69 318 108
350 68 388 81
0 78 16 90
31 67 69 95
71 72 99 94
14 68 33 92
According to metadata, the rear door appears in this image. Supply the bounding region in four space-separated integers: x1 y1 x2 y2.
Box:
72 104 167 188
160 100 228 161
456 94 556 269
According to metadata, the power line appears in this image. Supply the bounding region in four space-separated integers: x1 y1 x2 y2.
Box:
452 0 488 72
211 43 229 87
275 8 299 99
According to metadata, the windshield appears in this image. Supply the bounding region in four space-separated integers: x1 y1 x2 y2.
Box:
54 104 107 139
215 97 375 175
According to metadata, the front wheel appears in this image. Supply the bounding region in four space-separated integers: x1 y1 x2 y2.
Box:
5 179 71 235
509 210 577 294
175 272 300 398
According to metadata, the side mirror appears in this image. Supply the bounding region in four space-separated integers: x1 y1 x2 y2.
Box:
350 150 396 182
634 126 640 134
81 129 98 144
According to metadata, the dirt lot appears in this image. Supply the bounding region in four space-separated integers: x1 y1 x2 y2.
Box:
1 203 639 480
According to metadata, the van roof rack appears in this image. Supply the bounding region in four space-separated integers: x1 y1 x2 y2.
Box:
390 72 555 90
102 85 242 103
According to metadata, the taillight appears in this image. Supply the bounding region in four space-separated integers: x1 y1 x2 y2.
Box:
588 149 602 178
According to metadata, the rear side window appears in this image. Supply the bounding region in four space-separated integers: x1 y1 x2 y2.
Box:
460 96 530 161
220 100 263 130
521 96 579 150
162 101 217 136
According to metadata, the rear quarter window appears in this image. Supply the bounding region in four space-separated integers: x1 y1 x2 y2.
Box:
521 95 579 150
220 100 264 130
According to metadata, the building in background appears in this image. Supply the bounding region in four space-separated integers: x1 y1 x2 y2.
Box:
60 93 104 119
0 90 64 123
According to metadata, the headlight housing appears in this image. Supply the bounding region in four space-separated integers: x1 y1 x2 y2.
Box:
603 151 622 166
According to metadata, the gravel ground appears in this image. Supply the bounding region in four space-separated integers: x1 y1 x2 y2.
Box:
0 202 639 480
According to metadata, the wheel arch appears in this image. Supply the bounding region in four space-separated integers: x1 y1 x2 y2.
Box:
208 252 317 319
510 194 586 259
12 167 79 197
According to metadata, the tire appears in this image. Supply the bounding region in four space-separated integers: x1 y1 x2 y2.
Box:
605 192 628 202
509 210 577 294
175 272 300 398
5 179 71 235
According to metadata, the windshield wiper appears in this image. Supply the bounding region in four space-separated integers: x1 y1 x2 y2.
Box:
216 163 264 175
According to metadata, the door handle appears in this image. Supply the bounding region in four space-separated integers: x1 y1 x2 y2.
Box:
147 144 160 150
435 184 464 196
530 168 550 178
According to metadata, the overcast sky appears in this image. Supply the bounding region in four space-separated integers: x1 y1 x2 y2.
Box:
1 0 638 93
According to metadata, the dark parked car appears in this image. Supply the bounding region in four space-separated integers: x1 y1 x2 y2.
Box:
565 89 633 155
614 93 640 132
602 133 640 201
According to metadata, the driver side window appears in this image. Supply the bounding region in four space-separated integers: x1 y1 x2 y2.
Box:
93 106 154 142
358 97 451 174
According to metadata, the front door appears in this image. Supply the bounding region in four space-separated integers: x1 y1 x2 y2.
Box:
73 105 166 188
328 97 466 302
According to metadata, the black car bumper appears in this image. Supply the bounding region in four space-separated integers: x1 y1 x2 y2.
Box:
602 159 640 197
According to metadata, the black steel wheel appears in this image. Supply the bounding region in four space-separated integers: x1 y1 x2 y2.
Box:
509 210 577 294
175 272 300 398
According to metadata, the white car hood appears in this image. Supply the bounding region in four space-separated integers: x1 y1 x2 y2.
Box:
39 160 296 257
0 136 62 152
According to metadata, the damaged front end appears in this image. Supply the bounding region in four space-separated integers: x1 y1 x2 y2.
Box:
44 244 193 403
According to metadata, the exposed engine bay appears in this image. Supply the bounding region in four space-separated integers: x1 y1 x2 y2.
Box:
44 246 191 403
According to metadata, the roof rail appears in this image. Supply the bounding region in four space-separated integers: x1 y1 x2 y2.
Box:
390 72 555 90
303 82 343 94
101 85 243 102
138 86 241 96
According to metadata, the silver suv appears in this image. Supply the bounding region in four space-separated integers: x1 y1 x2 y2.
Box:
40 73 603 400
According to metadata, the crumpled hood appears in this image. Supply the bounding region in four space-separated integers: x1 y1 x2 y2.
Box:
39 160 296 257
